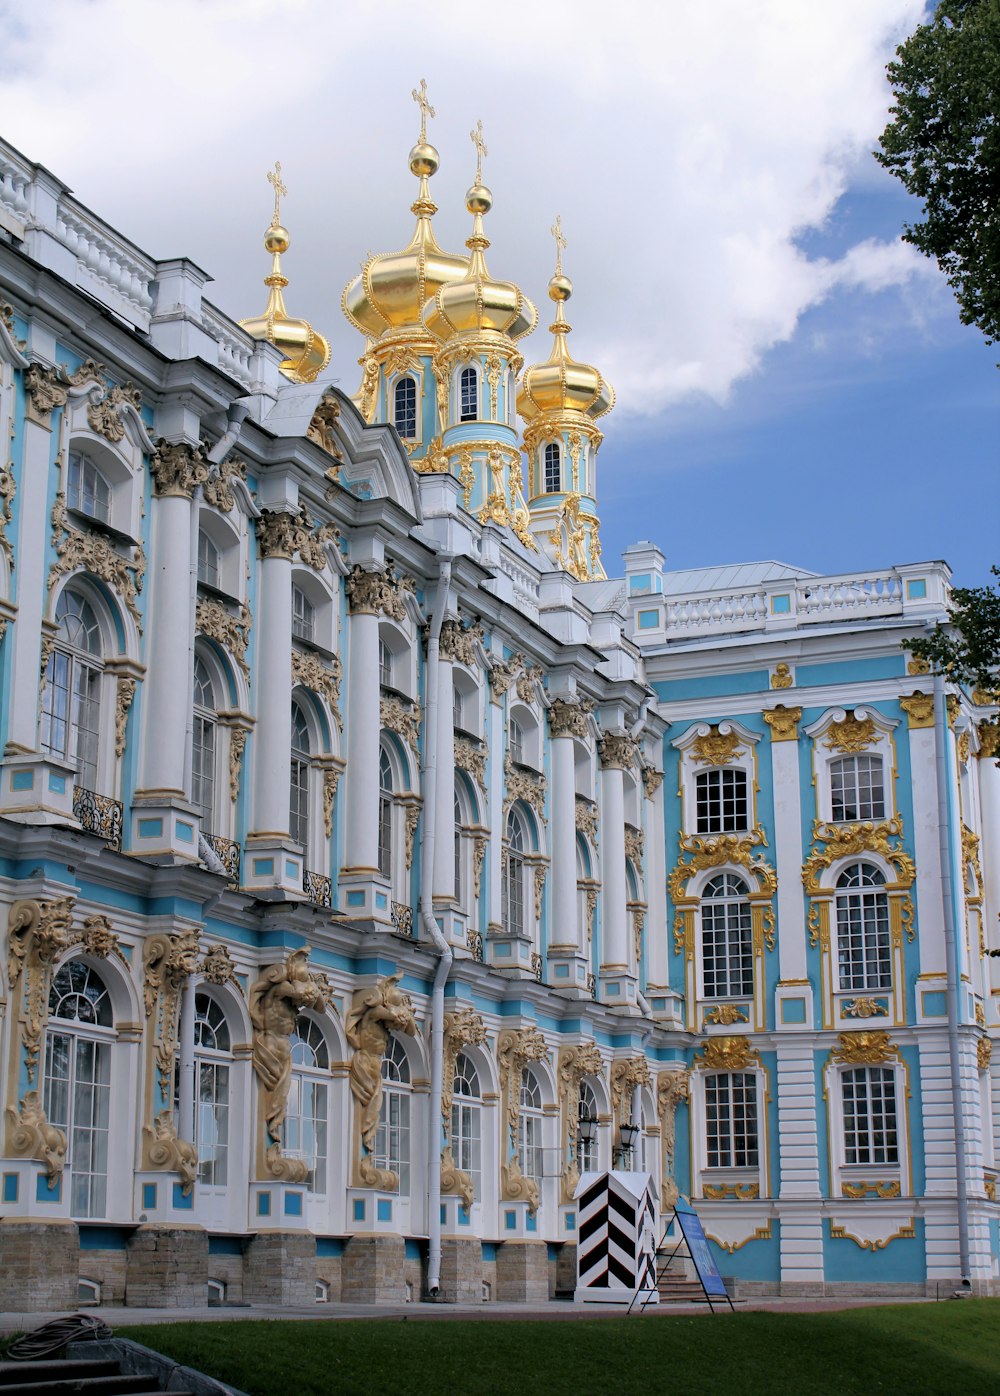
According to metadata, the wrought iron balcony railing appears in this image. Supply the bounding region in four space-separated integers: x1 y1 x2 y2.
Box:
303 869 333 908
203 832 241 886
391 901 414 937
72 787 123 851
466 928 484 963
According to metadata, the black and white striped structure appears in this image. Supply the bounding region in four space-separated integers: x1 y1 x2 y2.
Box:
574 1171 659 1304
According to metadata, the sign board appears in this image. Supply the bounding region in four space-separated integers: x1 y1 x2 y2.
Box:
672 1198 729 1298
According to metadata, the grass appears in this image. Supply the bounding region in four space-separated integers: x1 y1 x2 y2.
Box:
121 1299 1000 1396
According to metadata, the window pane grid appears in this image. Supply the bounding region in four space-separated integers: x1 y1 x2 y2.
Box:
705 1072 758 1168
695 768 748 834
831 755 885 823
842 1066 898 1165
394 377 417 438
836 863 891 990
459 367 478 422
701 881 753 997
544 443 561 493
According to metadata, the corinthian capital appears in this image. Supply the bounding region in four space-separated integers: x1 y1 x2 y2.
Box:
345 563 411 619
598 732 638 770
24 364 69 426
150 440 210 499
548 699 592 741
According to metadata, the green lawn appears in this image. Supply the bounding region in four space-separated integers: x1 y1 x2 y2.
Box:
122 1300 1000 1396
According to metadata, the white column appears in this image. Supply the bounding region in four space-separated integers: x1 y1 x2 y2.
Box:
599 751 628 972
978 736 1000 964
643 769 668 986
487 684 506 931
433 655 455 899
905 706 948 977
548 719 579 950
775 1041 824 1284
769 726 807 982
250 549 292 837
344 604 380 873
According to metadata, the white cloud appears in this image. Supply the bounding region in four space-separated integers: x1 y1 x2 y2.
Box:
0 0 933 415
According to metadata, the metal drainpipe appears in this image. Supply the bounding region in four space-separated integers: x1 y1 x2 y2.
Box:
420 557 455 1298
933 664 972 1288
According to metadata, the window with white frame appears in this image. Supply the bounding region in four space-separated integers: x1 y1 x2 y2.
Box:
509 716 524 765
459 366 478 423
705 1072 758 1169
450 1052 482 1202
831 754 885 823
543 442 561 494
285 1015 329 1194
701 873 753 998
43 961 114 1219
504 807 527 937
841 1066 898 1165
193 993 231 1187
192 655 218 831
197 529 221 589
394 376 417 439
453 686 463 731
517 1067 545 1184
375 1034 410 1194
67 451 112 526
578 1079 599 1174
40 589 104 790
379 638 393 690
292 585 315 643
378 747 394 880
290 700 311 849
454 792 464 907
836 862 891 991
695 767 748 834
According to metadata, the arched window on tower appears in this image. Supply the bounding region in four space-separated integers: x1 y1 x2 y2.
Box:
394 376 417 440
544 442 561 493
289 699 311 849
40 589 104 791
504 807 528 938
459 366 478 423
378 747 394 880
192 655 218 831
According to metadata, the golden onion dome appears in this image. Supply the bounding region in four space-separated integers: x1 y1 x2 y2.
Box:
239 164 331 385
342 84 468 340
518 235 614 421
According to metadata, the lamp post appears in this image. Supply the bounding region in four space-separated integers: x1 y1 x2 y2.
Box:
578 1106 598 1172
616 1121 639 1170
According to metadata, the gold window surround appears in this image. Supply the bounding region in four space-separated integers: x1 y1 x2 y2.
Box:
687 1035 772 1203
821 1030 914 1203
671 718 762 841
804 704 901 832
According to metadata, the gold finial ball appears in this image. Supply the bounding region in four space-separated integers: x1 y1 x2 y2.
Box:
549 273 573 302
264 224 290 254
466 183 493 215
409 142 440 177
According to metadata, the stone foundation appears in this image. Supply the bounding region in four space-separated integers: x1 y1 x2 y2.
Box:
243 1231 316 1306
207 1251 245 1306
438 1237 483 1303
341 1233 407 1303
555 1240 576 1295
0 1219 78 1311
79 1247 127 1305
494 1239 549 1303
125 1225 208 1307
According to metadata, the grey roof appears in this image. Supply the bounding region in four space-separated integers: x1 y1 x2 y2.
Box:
659 560 817 594
575 579 628 613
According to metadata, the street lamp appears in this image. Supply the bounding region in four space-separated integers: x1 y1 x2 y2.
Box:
616 1121 639 1169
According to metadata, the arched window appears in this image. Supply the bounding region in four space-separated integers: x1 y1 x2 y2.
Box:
831 755 885 823
705 1072 758 1168
197 529 221 589
578 1079 599 1174
192 654 217 830
40 590 104 790
453 686 463 730
285 1015 330 1194
455 791 464 907
544 442 561 493
517 1067 544 1184
292 585 315 643
375 1034 411 1194
290 700 311 849
194 993 231 1187
43 961 114 1218
701 873 753 998
379 638 393 690
504 808 527 937
836 862 890 991
450 1052 482 1201
67 451 112 525
378 748 394 880
509 717 524 765
394 376 417 439
695 767 748 834
459 366 478 423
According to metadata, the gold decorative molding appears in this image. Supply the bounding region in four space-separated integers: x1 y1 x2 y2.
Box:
143 929 200 1099
7 896 77 1085
548 698 593 741
829 1219 914 1250
142 1110 197 1194
534 863 548 920
831 1030 896 1066
598 732 639 770
703 1182 759 1200
87 381 142 443
149 439 210 498
515 665 542 706
307 389 343 464
454 736 486 788
978 1037 992 1072
763 705 802 742
656 1069 689 1207
669 826 777 903
196 597 251 678
692 727 743 766
5 1090 66 1183
985 1173 996 1202
251 949 336 1183
704 1004 749 1026
977 721 1000 759
323 767 341 840
403 798 421 870
48 494 145 629
203 456 247 515
825 715 877 754
624 826 645 865
381 695 422 750
575 797 598 845
79 913 128 965
257 507 337 569
200 943 241 989
841 1180 901 1199
292 648 343 718
641 766 664 798
24 363 69 425
440 1008 488 1210
695 1035 758 1072
843 997 888 1019
802 817 915 895
907 655 930 676
504 753 547 822
114 677 137 758
440 618 484 668
610 1056 652 1144
558 1041 605 1203
770 662 793 689
346 974 418 1190
498 1026 549 1214
228 727 247 803
489 653 523 704
900 691 934 729
345 563 413 619
707 1222 772 1253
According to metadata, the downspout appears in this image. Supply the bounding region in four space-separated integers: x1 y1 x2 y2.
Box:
421 556 455 1298
630 695 654 1154
933 663 972 1288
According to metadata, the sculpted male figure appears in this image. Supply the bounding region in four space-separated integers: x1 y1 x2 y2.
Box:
249 949 325 1142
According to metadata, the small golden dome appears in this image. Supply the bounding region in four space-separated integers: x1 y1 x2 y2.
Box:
342 83 468 342
518 223 613 422
239 164 331 385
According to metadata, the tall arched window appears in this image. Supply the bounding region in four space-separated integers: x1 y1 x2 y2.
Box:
292 585 315 642
394 376 417 439
192 655 217 830
459 366 478 422
290 700 311 849
455 791 464 907
509 716 524 765
378 748 394 880
285 1015 330 1194
518 1067 545 1185
40 590 104 790
701 873 753 998
197 529 221 589
67 450 112 525
375 1034 411 1194
379 638 393 690
831 755 885 823
194 993 231 1187
836 862 890 991
43 960 114 1218
504 808 527 937
450 1052 482 1202
578 1079 599 1174
544 442 561 493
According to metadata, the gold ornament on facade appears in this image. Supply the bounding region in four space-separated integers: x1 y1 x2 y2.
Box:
113 677 137 758
440 618 484 668
962 824 984 900
947 694 960 728
695 1036 757 1072
978 1038 992 1072
440 1008 488 1210
503 753 547 821
48 494 144 628
5 1090 66 1183
692 726 744 767
456 448 475 507
825 715 878 754
403 799 421 870
831 1030 896 1066
770 662 794 689
202 456 247 515
256 507 337 570
498 1026 549 1214
843 997 888 1019
704 1004 749 1026
142 1110 198 1194
143 928 200 1097
346 563 413 619
641 766 664 798
624 826 645 865
841 1180 901 1199
533 863 548 920
306 390 343 464
196 597 251 679
598 732 639 771
669 825 777 903
292 648 343 720
975 1002 986 1029
610 1057 652 1149
347 975 418 1190
515 665 541 706
976 721 1000 759
86 380 142 444
957 731 970 764
488 653 522 703
703 1183 760 1201
984 1174 996 1202
322 767 340 840
149 439 210 498
473 835 487 898
228 727 247 803
575 797 599 845
907 655 931 675
547 698 593 741
7 896 77 1085
900 691 935 729
199 943 241 989
381 695 422 751
251 949 335 1183
79 914 128 965
656 1069 689 1207
763 705 802 742
558 1041 605 1202
802 817 915 895
454 736 486 788
24 363 70 424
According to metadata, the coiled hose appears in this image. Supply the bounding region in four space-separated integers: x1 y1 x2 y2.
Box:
6 1313 113 1360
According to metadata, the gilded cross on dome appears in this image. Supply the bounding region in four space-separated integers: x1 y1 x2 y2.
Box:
551 215 567 275
267 161 287 228
470 120 488 184
411 79 435 144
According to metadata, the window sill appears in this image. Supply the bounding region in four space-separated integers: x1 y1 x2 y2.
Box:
293 634 338 664
66 507 138 549
380 684 413 706
197 579 244 609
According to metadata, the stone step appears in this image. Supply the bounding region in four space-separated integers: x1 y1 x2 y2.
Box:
0 1374 156 1395
0 1363 120 1387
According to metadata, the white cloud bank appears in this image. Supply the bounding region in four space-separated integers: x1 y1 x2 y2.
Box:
0 0 937 415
